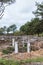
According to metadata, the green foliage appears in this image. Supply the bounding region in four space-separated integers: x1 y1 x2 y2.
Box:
0 26 8 34
20 2 43 36
2 47 14 54
20 22 30 35
20 18 42 36
0 59 20 65
33 2 43 19
20 57 43 63
0 27 4 35
30 18 40 35
33 2 43 35
7 24 17 34
0 24 17 35
0 0 15 4
0 0 15 19
14 31 25 36
0 57 43 65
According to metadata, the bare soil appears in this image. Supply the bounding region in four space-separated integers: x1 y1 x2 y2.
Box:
0 49 43 60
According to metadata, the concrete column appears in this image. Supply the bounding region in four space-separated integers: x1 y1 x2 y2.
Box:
22 40 24 47
15 41 18 53
27 40 30 53
12 38 15 47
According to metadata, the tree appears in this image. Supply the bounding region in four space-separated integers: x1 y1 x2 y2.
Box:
20 2 43 36
0 26 8 34
7 27 10 34
20 22 32 35
0 27 4 34
20 23 30 35
20 18 40 35
0 0 15 19
33 2 43 20
7 24 17 34
3 26 7 34
20 25 26 34
14 31 24 36
30 18 40 36
33 2 43 35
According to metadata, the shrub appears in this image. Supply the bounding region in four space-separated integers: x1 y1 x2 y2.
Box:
2 47 14 54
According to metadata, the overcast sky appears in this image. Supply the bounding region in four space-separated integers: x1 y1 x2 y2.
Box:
0 0 43 29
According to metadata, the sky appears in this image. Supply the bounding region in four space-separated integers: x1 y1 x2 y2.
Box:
0 0 43 30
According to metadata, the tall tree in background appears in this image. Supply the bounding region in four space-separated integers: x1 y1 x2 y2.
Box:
20 2 43 36
33 2 43 34
3 26 7 34
30 18 40 36
7 24 17 34
0 24 17 34
20 18 41 36
33 2 43 20
0 27 4 34
0 0 15 19
20 22 30 35
0 26 8 34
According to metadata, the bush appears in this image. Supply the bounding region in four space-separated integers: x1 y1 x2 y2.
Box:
7 47 14 52
2 47 14 54
2 50 9 54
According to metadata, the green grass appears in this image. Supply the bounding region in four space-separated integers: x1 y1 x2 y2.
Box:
0 57 43 65
20 57 43 63
0 59 20 65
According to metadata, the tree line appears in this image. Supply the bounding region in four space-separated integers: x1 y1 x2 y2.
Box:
0 24 16 35
20 2 43 36
0 2 43 36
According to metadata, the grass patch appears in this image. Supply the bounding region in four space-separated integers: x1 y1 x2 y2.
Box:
0 59 20 65
0 57 43 65
20 57 43 63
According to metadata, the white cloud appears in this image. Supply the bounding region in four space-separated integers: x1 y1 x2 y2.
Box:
0 0 43 29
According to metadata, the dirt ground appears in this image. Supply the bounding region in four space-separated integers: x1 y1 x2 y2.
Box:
0 49 43 60
0 41 43 60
